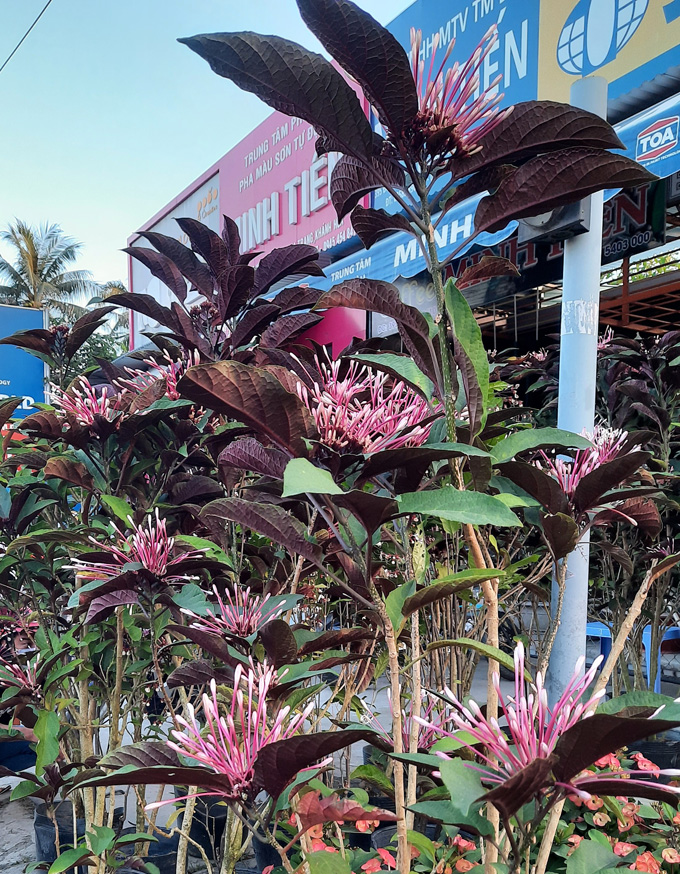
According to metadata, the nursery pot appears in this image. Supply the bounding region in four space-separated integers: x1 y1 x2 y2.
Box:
117 832 181 874
34 802 124 872
173 785 229 860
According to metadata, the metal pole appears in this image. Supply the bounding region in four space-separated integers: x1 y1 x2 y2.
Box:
547 76 608 704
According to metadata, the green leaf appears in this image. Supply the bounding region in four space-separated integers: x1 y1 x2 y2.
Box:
425 638 526 679
401 569 503 618
565 838 619 874
34 709 60 776
598 691 673 715
406 830 436 864
174 535 232 566
47 847 92 874
350 764 395 797
445 279 489 436
438 758 493 835
114 833 159 846
397 486 521 528
490 428 591 464
88 824 116 856
385 579 416 632
172 583 210 616
306 852 352 874
350 353 436 400
100 494 133 525
282 458 343 497
10 779 42 801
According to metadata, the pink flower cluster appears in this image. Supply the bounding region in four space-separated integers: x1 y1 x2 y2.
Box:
152 666 312 805
369 692 454 752
408 25 512 157
536 426 631 499
117 349 200 400
183 585 287 637
296 355 437 454
0 655 41 699
51 377 124 427
72 509 203 582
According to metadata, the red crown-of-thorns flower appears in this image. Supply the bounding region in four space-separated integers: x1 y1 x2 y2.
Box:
182 585 287 637
416 643 680 804
71 509 204 582
51 377 125 428
148 666 313 808
296 354 438 455
390 25 512 164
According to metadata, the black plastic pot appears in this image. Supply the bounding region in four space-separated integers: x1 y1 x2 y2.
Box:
118 833 181 874
35 802 125 872
173 785 229 860
253 835 282 871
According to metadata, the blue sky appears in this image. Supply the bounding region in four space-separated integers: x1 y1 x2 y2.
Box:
0 0 411 286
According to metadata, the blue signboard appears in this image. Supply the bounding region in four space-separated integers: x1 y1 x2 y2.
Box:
615 91 680 179
0 305 46 418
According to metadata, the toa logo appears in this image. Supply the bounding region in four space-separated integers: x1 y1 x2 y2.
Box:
636 116 680 162
557 0 649 75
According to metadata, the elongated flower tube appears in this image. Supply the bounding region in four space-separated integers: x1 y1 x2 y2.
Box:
51 377 124 428
296 353 438 455
149 667 313 807
183 585 287 637
71 509 204 582
416 643 680 803
392 25 512 165
367 692 454 752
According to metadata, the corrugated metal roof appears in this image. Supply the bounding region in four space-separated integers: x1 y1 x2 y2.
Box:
609 66 680 123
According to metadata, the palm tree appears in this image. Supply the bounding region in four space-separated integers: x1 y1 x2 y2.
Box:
0 220 99 315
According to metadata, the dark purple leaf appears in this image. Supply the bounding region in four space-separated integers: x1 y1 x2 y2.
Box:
297 627 376 657
219 264 256 320
443 165 515 211
350 205 414 250
315 278 437 383
64 307 116 359
179 32 374 162
0 329 54 356
574 778 680 807
541 512 581 560
260 313 322 349
296 0 417 138
175 218 230 280
330 155 405 220
123 247 188 304
460 101 626 180
0 397 24 429
334 490 397 535
259 619 298 668
167 659 234 689
221 215 242 264
482 756 557 820
201 498 323 566
475 149 656 234
170 476 224 504
498 462 570 515
105 292 179 333
43 457 94 491
254 245 323 295
128 377 168 413
553 714 680 785
456 256 519 289
269 286 321 315
86 590 140 624
218 438 288 479
592 497 662 538
454 342 484 442
102 742 182 770
177 360 316 456
252 729 377 801
359 443 489 482
230 304 281 349
138 231 214 297
167 625 248 667
597 540 634 575
572 451 651 515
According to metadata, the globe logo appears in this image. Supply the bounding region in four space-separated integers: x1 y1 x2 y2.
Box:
557 0 649 75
